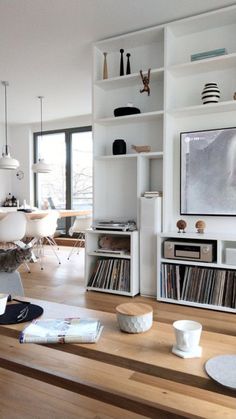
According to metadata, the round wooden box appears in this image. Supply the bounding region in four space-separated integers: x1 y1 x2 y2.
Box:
116 303 153 333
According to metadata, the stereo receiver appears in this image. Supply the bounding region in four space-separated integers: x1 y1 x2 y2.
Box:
164 240 215 262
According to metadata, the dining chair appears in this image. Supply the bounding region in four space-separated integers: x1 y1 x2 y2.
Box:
67 215 92 260
25 211 61 270
0 211 31 274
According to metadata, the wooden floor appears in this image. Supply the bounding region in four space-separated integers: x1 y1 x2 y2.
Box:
19 245 236 335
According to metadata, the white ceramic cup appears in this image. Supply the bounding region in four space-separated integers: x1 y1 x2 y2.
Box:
173 320 202 352
0 293 8 315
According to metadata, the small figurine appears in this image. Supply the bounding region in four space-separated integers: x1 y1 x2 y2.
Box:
140 69 151 96
120 49 124 76
126 53 131 75
195 220 206 234
176 219 187 233
103 52 108 79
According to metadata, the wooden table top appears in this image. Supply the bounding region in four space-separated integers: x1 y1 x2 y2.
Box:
0 209 92 220
0 297 235 419
27 209 92 219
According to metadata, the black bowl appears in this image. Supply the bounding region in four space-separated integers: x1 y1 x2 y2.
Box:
114 106 140 117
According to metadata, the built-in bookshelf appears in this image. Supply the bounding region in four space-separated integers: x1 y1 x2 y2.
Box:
89 4 236 302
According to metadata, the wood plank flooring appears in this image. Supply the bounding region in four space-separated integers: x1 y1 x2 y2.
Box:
19 246 236 335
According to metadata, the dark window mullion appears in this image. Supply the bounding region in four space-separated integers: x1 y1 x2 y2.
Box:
33 133 39 207
65 132 72 234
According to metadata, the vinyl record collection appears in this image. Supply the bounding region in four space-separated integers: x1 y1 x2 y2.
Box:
88 258 130 292
161 263 236 309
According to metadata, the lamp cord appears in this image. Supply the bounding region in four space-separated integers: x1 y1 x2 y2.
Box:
4 82 8 149
38 95 43 138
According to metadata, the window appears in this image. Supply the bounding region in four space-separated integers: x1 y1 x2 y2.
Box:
34 126 92 235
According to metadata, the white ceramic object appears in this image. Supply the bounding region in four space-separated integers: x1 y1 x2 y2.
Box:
116 303 153 333
0 293 8 315
172 344 202 358
173 319 202 352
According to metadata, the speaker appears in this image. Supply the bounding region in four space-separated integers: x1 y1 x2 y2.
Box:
112 139 126 155
140 197 162 297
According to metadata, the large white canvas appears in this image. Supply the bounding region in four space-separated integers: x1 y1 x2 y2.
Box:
181 128 236 215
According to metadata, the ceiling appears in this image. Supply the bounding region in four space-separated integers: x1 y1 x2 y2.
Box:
0 0 235 124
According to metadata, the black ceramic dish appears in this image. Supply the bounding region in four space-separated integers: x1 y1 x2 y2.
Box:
114 106 140 117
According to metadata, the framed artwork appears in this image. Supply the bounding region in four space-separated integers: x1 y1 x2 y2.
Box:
180 127 236 215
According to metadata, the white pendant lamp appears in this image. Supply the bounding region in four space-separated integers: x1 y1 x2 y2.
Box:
32 96 51 173
0 81 20 170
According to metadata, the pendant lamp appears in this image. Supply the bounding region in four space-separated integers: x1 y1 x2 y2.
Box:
32 96 51 173
0 81 20 170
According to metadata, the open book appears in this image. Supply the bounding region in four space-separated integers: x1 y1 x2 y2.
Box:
19 317 103 344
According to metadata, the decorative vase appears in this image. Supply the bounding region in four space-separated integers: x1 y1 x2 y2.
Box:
126 53 131 75
201 83 220 104
103 52 108 79
120 49 124 76
112 139 126 155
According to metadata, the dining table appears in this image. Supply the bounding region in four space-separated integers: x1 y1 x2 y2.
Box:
26 209 92 220
0 208 92 220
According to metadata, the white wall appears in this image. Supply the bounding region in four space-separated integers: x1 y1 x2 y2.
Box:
9 114 92 206
0 123 12 205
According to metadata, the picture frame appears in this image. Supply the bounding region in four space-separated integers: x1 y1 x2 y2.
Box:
180 127 236 216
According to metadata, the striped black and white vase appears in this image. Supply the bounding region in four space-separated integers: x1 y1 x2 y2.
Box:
201 83 220 104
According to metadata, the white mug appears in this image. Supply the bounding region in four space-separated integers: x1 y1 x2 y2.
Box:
173 320 202 352
0 293 8 315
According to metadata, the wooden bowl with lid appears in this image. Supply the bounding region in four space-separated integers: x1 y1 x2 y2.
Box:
116 302 153 333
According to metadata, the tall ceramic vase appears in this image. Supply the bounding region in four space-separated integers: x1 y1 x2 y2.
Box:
201 83 220 104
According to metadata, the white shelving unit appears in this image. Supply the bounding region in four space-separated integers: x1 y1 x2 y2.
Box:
85 230 139 296
89 4 236 304
157 232 236 313
164 5 236 235
88 26 165 296
93 26 164 228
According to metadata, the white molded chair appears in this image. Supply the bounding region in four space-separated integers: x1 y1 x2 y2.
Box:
0 211 27 245
67 215 92 260
25 211 61 270
0 212 30 273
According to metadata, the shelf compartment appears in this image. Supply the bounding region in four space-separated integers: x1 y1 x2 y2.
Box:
168 52 236 77
94 68 164 89
168 100 236 117
94 151 163 160
158 297 236 313
160 258 219 269
86 287 134 297
88 251 131 259
159 262 236 311
94 110 164 125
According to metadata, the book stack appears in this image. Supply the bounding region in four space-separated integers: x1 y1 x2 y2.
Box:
161 263 236 309
191 48 227 61
88 258 130 292
143 191 162 198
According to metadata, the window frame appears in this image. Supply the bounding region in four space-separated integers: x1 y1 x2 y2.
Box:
33 125 92 235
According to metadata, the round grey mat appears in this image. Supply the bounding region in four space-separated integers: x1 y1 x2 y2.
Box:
205 355 236 389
